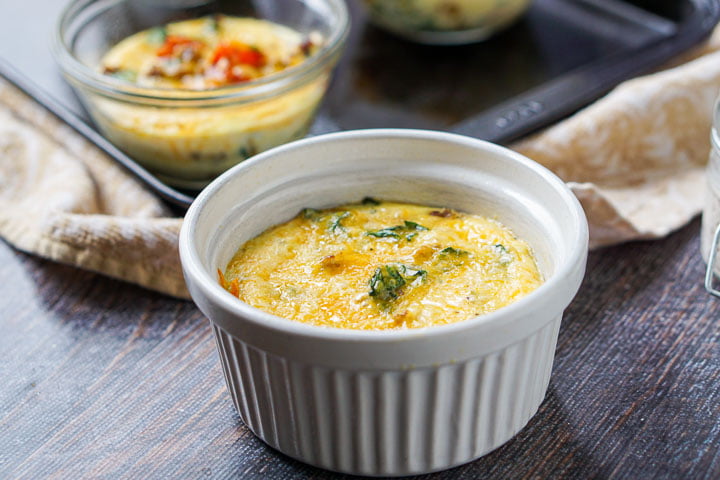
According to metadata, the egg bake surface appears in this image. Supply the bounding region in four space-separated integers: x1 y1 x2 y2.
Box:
221 200 543 330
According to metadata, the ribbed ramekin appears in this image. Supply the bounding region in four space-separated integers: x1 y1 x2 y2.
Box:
179 129 588 476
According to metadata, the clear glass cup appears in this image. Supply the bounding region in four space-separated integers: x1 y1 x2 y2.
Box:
701 97 720 296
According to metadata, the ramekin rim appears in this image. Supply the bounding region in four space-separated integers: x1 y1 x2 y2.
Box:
52 0 350 103
179 128 589 342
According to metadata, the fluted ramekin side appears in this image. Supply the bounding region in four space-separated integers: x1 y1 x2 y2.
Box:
211 314 561 477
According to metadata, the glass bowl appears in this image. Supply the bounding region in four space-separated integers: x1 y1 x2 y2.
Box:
361 0 532 45
54 0 349 189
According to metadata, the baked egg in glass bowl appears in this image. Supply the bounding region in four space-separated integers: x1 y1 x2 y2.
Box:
53 0 349 189
362 0 532 44
179 129 588 476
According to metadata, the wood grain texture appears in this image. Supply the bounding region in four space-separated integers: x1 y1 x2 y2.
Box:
1 218 719 479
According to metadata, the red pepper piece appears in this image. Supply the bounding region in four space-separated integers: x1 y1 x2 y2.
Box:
156 35 205 58
211 42 266 68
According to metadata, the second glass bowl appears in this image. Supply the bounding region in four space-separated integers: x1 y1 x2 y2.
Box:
362 0 532 45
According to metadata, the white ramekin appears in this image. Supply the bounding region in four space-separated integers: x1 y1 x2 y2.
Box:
179 129 588 476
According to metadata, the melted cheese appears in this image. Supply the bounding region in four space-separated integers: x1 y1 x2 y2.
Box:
222 201 543 331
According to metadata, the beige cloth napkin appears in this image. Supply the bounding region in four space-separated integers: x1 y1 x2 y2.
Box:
3 30 720 299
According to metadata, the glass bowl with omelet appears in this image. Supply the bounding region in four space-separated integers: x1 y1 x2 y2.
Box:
179 129 589 476
54 0 349 189
361 0 532 44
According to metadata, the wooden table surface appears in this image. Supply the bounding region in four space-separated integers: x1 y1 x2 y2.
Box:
1 216 718 479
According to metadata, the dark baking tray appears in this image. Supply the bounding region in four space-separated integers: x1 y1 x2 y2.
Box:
1 0 718 209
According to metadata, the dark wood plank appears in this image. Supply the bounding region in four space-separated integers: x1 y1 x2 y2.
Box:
1 217 719 479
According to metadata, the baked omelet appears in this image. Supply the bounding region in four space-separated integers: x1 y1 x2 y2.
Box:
221 199 543 330
364 0 531 32
92 16 326 187
100 16 320 89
